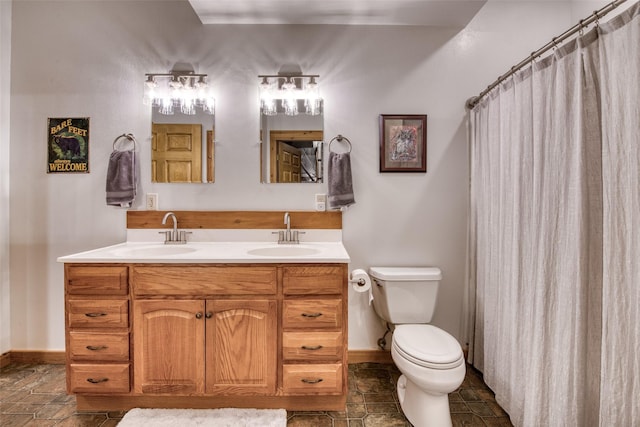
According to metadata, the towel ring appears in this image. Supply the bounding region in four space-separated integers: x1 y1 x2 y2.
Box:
113 133 137 152
329 134 352 153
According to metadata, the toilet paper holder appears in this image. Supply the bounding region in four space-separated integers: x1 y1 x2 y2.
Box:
349 277 367 286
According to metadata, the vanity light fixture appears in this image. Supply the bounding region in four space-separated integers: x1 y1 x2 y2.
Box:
143 72 215 115
258 74 322 116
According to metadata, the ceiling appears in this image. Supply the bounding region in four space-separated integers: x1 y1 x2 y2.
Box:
188 0 487 27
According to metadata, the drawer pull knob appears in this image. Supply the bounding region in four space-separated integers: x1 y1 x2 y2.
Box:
301 312 323 318
301 345 323 351
86 377 109 384
86 345 108 351
301 378 324 384
85 312 107 318
205 311 213 319
195 312 203 319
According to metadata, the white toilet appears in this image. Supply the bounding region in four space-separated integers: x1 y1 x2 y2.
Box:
369 267 465 427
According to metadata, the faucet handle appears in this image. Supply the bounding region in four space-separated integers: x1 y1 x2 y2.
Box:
179 231 192 243
272 230 284 243
292 230 305 244
158 230 171 243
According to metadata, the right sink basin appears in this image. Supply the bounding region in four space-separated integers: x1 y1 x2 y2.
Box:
246 246 321 257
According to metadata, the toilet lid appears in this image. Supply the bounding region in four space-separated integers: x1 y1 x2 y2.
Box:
393 324 464 370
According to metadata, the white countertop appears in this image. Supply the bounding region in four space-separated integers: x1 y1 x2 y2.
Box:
56 241 351 264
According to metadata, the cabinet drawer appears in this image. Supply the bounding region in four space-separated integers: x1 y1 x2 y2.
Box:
66 265 128 295
283 332 343 361
69 332 129 361
132 266 277 296
283 299 342 329
69 363 130 393
283 266 345 295
283 364 343 394
68 300 129 329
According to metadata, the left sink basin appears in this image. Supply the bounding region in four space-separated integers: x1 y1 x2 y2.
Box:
111 245 198 257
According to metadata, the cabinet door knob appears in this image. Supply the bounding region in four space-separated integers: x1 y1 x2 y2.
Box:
301 312 323 318
205 311 213 319
301 345 323 351
86 377 109 384
301 378 324 384
195 312 203 319
86 345 108 351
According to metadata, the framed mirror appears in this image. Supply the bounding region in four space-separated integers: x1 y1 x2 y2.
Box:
151 109 215 183
259 103 324 183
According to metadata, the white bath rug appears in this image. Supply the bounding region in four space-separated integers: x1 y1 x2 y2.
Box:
117 408 287 427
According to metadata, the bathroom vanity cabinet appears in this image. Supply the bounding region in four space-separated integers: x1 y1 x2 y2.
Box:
65 265 131 395
63 262 348 411
132 265 278 396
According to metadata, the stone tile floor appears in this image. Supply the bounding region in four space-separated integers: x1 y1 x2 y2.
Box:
1 362 513 426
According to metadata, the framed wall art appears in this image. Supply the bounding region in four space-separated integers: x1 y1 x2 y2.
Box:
47 117 90 173
379 114 427 172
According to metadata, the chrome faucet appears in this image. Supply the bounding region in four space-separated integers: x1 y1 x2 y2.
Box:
273 212 304 244
284 212 291 242
160 212 190 244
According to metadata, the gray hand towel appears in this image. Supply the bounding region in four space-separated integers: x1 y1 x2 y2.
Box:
106 150 137 207
328 151 355 210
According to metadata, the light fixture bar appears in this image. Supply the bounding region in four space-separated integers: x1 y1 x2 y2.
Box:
257 74 320 79
145 73 208 78
144 71 215 115
258 73 322 116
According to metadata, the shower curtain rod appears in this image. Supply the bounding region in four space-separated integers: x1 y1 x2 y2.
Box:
465 0 628 109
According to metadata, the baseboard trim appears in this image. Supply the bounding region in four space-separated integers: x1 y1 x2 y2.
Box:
7 350 66 365
0 352 10 368
4 350 388 367
348 350 393 364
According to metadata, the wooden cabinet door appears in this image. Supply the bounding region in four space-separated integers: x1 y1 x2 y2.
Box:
151 123 202 183
277 142 301 183
205 299 277 395
133 300 205 394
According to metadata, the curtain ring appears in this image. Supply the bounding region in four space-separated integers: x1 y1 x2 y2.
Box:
552 37 558 50
593 10 600 28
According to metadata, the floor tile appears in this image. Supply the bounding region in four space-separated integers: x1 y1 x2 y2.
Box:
1 362 513 426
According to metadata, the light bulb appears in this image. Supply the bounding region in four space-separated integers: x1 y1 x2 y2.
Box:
143 76 158 106
159 95 174 115
304 77 320 115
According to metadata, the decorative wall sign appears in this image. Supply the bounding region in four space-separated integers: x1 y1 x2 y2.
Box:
379 114 427 172
47 117 90 173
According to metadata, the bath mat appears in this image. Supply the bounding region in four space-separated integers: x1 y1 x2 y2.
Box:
117 408 287 427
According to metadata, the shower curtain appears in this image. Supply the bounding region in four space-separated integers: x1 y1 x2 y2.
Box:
467 3 639 426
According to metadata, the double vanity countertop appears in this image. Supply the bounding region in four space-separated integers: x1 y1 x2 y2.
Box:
57 232 351 264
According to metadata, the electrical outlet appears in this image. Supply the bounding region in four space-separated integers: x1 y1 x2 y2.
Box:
315 193 327 211
146 193 158 210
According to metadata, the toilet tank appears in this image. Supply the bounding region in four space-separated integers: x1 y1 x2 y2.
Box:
369 267 442 324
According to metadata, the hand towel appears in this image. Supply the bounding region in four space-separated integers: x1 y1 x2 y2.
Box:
106 150 137 207
328 151 355 210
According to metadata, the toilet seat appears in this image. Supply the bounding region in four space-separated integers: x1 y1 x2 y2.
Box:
393 324 464 370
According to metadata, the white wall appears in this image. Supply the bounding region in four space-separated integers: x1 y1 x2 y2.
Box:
0 0 11 354
8 0 614 351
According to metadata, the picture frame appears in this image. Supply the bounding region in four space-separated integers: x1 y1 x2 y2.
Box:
379 114 427 172
47 117 90 173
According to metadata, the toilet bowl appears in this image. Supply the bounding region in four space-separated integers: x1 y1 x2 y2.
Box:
368 267 466 427
391 324 465 427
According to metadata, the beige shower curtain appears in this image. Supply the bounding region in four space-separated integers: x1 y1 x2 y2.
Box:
467 3 640 426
